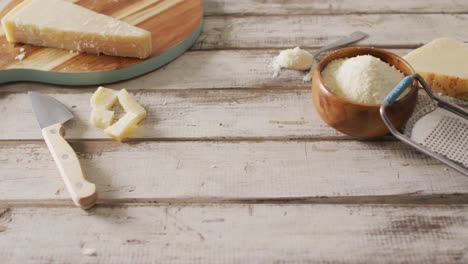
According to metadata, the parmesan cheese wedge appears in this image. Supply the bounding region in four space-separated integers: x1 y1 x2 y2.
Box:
2 0 152 59
404 38 468 100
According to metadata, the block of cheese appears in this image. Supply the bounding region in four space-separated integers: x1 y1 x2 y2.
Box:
104 112 141 141
2 0 152 59
404 38 468 100
90 109 115 129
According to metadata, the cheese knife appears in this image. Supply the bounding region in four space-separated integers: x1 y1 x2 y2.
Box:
29 92 97 209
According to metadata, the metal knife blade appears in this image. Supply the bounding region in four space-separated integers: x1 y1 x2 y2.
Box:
29 92 74 129
312 31 368 58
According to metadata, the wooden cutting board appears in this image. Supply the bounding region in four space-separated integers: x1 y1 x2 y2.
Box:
0 0 203 85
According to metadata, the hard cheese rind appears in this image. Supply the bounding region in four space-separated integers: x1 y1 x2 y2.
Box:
2 0 152 59
404 38 468 100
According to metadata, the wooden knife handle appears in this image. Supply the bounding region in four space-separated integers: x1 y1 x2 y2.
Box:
42 123 97 209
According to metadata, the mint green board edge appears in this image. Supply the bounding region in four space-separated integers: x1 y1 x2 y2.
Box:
0 19 203 86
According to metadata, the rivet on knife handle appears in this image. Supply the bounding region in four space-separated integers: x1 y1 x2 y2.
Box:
42 123 97 209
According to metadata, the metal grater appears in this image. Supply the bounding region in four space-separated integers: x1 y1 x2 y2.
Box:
380 73 468 176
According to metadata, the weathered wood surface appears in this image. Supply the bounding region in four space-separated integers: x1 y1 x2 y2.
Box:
0 88 339 140
0 140 466 203
195 15 468 49
2 1 468 262
204 0 468 15
2 87 467 141
0 49 411 141
1 205 467 263
0 49 412 93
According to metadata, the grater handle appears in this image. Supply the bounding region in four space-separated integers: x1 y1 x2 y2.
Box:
385 75 415 105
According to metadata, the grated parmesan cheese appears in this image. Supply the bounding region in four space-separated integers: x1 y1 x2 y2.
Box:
272 47 317 78
322 55 404 104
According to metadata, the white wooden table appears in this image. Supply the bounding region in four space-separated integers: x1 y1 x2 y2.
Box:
1 1 468 263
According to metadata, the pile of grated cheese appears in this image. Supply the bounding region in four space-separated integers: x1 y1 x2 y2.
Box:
322 55 404 104
272 47 317 81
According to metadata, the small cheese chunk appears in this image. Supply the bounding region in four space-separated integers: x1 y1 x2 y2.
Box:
90 109 115 129
118 89 147 118
104 112 141 141
2 0 152 59
90 87 147 141
81 248 97 257
404 38 468 100
91 87 118 110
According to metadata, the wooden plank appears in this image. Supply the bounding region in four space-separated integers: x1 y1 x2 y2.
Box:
0 49 417 141
0 49 412 93
0 140 466 203
0 88 339 140
204 0 468 15
194 15 468 50
2 86 466 141
1 205 467 263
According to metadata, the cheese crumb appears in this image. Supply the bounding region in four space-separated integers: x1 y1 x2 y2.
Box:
15 52 26 61
302 66 318 83
322 55 404 104
82 248 97 256
19 48 25 52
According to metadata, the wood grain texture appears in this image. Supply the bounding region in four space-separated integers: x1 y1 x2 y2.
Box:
0 0 203 72
2 1 468 261
1 205 467 263
0 49 412 93
0 140 466 203
195 15 468 50
2 87 466 141
0 49 413 141
0 88 339 140
204 0 468 15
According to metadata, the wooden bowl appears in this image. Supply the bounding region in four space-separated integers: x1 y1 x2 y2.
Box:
311 47 418 138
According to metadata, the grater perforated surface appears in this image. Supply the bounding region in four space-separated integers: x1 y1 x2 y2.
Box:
421 116 468 167
403 93 468 169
